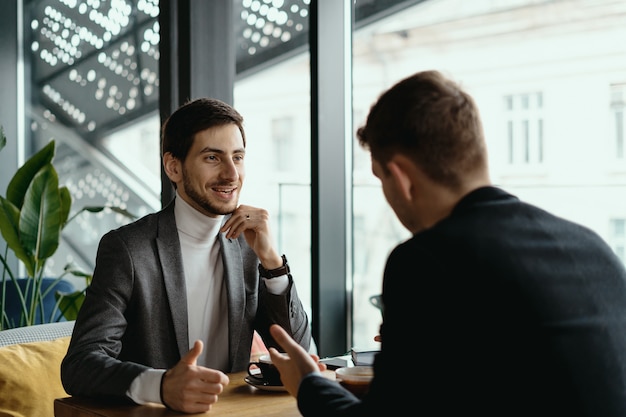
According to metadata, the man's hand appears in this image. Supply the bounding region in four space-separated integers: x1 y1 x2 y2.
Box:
161 340 230 413
220 205 282 268
268 324 327 398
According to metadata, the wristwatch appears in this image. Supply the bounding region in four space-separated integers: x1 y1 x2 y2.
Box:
258 254 290 279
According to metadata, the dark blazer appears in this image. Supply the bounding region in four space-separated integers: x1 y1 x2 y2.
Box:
61 199 311 400
297 186 626 417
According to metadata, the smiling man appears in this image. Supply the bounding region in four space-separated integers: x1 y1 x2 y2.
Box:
61 98 312 414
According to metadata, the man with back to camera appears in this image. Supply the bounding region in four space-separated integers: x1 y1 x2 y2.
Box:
61 98 312 413
267 70 626 416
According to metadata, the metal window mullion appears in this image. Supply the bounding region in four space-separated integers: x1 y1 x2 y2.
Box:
311 0 353 357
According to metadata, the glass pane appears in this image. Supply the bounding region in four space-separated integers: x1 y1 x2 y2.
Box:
351 0 626 349
24 0 161 288
234 49 312 317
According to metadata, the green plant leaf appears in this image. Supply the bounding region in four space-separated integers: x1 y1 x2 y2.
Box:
0 125 6 152
63 263 93 287
66 206 137 226
82 206 137 218
6 140 55 209
63 265 91 278
55 289 84 321
1 138 136 326
19 165 62 263
0 197 36 277
59 186 71 228
0 198 21 251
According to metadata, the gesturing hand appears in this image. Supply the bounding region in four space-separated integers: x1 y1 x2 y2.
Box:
268 324 327 398
161 340 230 413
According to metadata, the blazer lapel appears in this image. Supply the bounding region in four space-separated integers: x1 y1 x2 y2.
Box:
156 201 189 356
218 227 246 364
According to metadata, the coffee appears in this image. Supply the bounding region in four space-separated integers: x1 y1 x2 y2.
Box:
335 366 374 398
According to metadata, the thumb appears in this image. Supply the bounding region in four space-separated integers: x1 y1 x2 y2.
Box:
181 340 203 366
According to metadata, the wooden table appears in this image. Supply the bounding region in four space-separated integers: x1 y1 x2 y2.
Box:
54 370 335 417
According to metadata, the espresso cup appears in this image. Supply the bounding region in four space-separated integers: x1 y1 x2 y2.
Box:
247 354 282 386
335 365 374 398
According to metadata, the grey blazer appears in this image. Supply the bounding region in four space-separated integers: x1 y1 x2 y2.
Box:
61 199 311 401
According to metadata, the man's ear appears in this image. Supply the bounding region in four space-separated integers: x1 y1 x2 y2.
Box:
163 152 182 182
386 155 414 202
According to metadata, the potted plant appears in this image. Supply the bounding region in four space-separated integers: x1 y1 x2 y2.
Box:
0 125 135 329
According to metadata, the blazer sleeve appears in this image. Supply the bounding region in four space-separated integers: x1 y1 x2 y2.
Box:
256 274 312 352
61 229 149 400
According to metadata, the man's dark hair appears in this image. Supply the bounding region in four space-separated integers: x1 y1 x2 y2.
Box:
161 97 246 162
356 70 487 189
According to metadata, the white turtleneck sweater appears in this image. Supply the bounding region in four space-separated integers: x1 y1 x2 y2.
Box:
127 193 288 405
175 192 229 369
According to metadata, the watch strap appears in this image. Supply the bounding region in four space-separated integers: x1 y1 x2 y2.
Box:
258 254 290 279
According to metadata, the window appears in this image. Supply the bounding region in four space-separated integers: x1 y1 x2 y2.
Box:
610 218 626 263
6 0 626 357
235 54 313 322
612 84 626 160
504 92 544 166
21 0 161 284
271 116 295 173
351 0 626 349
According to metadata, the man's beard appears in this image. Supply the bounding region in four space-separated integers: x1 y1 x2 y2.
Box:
181 169 238 216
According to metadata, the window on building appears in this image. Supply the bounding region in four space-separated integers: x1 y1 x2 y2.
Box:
610 218 626 263
271 116 295 173
612 84 625 160
504 92 544 166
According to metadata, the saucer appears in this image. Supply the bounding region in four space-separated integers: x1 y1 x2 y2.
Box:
244 375 287 392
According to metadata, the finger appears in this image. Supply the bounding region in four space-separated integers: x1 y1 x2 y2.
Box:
219 206 243 233
308 353 327 371
197 368 230 386
268 324 310 364
269 324 296 352
220 214 251 239
268 346 286 366
181 340 203 366
269 347 294 380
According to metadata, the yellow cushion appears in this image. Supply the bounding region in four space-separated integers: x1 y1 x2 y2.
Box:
0 336 70 417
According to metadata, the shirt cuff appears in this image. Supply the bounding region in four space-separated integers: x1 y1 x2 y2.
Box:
263 275 289 294
127 368 166 405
